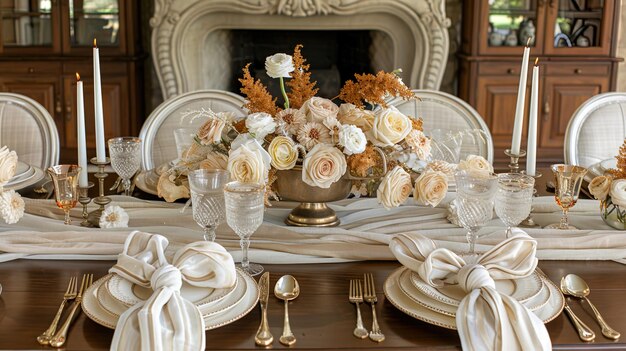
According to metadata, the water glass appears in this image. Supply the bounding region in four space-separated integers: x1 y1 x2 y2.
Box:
454 170 498 254
47 165 81 225
188 169 229 242
546 164 587 230
108 137 142 196
224 181 265 276
495 173 535 238
174 128 196 161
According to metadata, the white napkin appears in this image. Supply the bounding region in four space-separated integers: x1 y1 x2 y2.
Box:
389 229 551 351
109 231 236 351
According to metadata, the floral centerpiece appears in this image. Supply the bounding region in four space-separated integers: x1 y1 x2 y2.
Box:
157 45 452 225
0 146 25 224
589 140 626 230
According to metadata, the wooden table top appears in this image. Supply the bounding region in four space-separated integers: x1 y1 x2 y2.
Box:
0 259 624 350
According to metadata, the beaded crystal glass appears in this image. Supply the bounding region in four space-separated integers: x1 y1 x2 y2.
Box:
47 165 81 225
108 137 142 196
496 173 535 237
188 169 229 242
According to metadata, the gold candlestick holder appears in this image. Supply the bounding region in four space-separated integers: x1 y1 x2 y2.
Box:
87 157 112 227
520 171 542 228
78 182 94 227
504 149 526 173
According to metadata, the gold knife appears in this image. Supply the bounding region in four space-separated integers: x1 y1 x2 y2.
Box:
255 272 273 346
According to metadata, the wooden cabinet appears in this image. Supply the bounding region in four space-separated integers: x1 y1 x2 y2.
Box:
0 0 143 163
459 0 622 167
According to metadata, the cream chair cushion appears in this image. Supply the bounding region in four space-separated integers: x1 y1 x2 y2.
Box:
0 93 59 169
139 90 247 170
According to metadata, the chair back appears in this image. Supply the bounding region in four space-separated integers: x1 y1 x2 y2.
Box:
564 92 626 168
387 89 494 163
139 90 246 170
0 93 59 169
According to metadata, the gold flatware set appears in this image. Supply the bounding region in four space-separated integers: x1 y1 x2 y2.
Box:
350 273 385 342
255 273 301 347
37 274 93 348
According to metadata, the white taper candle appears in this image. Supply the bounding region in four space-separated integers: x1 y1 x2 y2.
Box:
76 73 88 187
511 46 530 155
526 59 539 176
93 39 106 162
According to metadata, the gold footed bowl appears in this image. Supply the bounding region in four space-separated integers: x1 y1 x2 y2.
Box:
275 167 352 227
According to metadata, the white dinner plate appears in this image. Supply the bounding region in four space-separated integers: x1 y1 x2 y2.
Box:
82 268 258 330
3 166 45 191
6 161 33 185
383 267 564 330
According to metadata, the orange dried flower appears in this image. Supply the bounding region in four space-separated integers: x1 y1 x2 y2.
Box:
411 117 424 132
347 145 382 178
338 71 415 109
287 44 318 109
239 63 279 115
232 119 248 134
609 139 626 179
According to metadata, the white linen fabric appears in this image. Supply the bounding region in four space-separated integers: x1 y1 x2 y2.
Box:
390 230 550 351
109 231 236 351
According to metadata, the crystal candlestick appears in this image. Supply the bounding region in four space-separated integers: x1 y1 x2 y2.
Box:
520 171 542 227
504 148 527 173
78 182 94 227
87 157 112 227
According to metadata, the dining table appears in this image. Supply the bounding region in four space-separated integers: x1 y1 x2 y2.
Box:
1 167 626 350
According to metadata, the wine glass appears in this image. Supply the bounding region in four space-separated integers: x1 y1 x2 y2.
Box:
108 137 142 196
545 164 587 230
188 169 229 242
453 170 498 254
224 181 265 276
173 128 196 162
47 165 81 225
495 173 535 238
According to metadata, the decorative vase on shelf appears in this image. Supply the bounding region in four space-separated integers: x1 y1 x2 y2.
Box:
601 200 626 230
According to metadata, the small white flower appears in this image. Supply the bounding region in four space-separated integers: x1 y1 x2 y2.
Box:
404 129 431 161
276 108 306 136
323 115 342 137
0 190 24 224
99 205 129 229
610 179 626 208
265 53 295 79
338 124 367 155
245 112 277 141
297 122 332 150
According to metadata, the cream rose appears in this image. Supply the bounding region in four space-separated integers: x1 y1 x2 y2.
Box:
377 166 412 209
404 129 432 161
199 152 228 170
0 146 18 186
589 175 612 201
265 53 294 78
414 170 448 207
246 112 277 140
610 179 626 207
368 106 412 146
302 144 347 188
268 136 298 170
300 97 339 123
197 118 226 145
338 124 367 155
337 103 375 132
457 155 494 173
227 139 271 184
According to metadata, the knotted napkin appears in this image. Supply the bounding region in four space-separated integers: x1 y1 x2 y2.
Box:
389 230 551 351
109 231 236 351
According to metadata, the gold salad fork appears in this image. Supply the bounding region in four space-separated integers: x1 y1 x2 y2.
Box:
49 274 93 348
349 279 368 339
363 273 385 342
37 276 78 345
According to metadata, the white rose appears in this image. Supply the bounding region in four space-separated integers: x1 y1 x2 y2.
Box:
377 166 412 209
589 175 612 201
404 130 431 161
302 144 347 188
338 124 367 155
199 152 229 170
197 118 226 145
610 179 626 207
457 155 494 174
300 97 339 123
414 170 448 207
245 112 277 140
227 139 271 184
230 133 256 151
265 53 295 79
0 146 18 186
368 106 412 146
337 103 375 132
268 136 298 170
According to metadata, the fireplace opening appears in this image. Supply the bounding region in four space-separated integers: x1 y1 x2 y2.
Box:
229 30 374 100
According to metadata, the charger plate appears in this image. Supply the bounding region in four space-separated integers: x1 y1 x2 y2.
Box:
384 267 564 330
6 162 34 185
4 166 45 191
134 171 158 195
83 268 258 330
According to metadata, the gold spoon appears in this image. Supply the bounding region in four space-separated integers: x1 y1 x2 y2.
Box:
274 275 299 346
562 274 620 340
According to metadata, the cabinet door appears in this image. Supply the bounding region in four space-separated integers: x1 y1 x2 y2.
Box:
0 0 62 54
540 75 608 149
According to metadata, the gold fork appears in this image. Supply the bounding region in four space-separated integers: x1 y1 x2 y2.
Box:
36 276 78 345
349 279 368 339
49 274 93 348
363 273 385 342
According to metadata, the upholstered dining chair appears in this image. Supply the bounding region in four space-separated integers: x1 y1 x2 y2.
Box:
0 93 59 169
387 89 494 164
564 92 626 168
139 89 247 170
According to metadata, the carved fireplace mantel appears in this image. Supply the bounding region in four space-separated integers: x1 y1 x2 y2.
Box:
151 0 450 99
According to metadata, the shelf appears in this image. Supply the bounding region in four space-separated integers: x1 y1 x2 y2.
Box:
489 9 536 17
557 10 603 19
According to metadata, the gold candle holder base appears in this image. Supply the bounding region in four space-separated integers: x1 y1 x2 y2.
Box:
87 157 112 228
504 149 526 173
520 171 542 228
78 182 94 227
